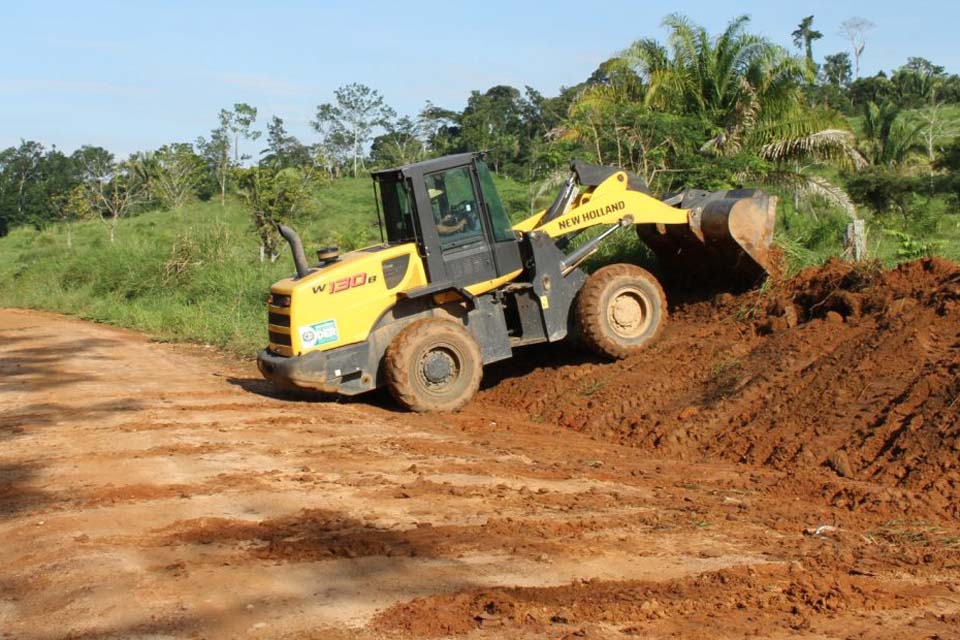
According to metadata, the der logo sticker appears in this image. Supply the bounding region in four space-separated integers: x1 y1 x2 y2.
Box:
299 320 338 347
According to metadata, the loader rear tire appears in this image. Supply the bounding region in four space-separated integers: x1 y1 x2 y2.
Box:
385 318 483 412
576 264 667 359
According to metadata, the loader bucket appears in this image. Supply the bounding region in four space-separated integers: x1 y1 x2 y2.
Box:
637 189 778 286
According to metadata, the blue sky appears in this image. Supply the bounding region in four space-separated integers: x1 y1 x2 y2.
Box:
2 0 957 157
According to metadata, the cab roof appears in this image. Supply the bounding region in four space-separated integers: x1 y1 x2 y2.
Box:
371 151 484 181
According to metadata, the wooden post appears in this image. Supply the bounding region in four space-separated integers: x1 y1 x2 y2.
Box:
844 220 867 262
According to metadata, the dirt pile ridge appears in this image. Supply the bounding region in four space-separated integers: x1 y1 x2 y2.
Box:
372 561 935 638
477 257 960 518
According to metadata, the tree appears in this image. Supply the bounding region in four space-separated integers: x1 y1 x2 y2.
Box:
622 15 863 214
197 112 232 206
934 137 960 172
791 16 823 79
752 110 866 217
822 52 852 87
370 116 426 167
849 73 894 109
839 17 875 79
313 84 393 177
4 140 45 224
418 102 464 157
148 143 206 209
460 85 528 174
260 116 311 169
37 149 83 236
58 184 93 249
860 101 925 168
0 144 82 231
916 96 958 164
625 15 807 152
0 148 13 235
234 166 318 261
195 105 259 205
557 59 650 171
73 146 147 243
226 103 261 165
311 103 351 176
899 63 960 163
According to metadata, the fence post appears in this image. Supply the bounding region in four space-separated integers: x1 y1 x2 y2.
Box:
844 220 867 262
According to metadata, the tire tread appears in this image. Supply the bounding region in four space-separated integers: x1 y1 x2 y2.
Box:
384 317 482 412
575 263 667 359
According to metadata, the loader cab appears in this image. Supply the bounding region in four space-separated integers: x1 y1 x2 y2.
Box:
373 152 523 291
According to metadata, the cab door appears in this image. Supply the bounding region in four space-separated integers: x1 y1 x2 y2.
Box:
424 165 499 287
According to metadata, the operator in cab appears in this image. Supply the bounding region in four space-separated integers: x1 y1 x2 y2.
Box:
427 181 479 236
427 187 467 235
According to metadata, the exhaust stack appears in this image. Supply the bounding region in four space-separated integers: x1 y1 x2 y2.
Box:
276 223 312 279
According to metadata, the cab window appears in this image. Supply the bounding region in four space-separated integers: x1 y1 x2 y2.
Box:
378 177 417 244
476 161 515 243
424 167 484 250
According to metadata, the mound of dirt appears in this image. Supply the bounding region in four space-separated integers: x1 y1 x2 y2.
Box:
372 562 922 638
478 258 960 518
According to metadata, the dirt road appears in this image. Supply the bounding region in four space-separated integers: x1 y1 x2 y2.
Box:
2 259 959 639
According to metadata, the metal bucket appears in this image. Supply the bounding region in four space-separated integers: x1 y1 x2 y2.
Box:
637 189 778 286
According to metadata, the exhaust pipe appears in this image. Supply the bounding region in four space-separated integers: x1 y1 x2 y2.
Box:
276 223 312 279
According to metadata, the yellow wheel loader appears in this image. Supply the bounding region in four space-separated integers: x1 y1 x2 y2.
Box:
257 152 776 411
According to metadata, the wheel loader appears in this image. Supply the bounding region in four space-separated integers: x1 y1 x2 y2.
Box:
257 152 776 411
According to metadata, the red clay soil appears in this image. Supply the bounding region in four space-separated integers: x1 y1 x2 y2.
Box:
476 257 960 520
373 561 935 638
3 258 960 640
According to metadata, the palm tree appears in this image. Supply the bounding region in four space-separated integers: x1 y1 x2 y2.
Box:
559 59 647 168
750 109 866 216
624 15 806 148
623 15 864 216
860 101 926 168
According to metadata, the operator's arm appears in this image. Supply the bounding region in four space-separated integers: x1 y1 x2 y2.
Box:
436 216 466 236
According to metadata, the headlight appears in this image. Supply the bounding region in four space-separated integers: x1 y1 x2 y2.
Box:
268 293 291 307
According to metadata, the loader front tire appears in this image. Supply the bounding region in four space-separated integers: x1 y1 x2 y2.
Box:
385 318 482 412
576 264 667 359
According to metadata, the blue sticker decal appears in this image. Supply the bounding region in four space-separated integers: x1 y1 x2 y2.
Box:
299 320 338 347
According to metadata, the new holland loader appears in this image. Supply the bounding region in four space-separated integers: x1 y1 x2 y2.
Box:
257 152 776 411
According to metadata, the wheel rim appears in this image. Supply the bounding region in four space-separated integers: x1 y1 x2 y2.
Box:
416 343 462 394
607 286 652 339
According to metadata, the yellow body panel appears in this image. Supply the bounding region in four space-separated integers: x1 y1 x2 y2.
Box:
513 171 688 238
268 243 427 356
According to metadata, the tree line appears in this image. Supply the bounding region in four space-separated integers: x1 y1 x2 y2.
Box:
2 13 958 257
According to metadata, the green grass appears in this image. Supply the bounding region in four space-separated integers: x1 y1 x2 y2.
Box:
773 184 960 275
0 201 283 354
